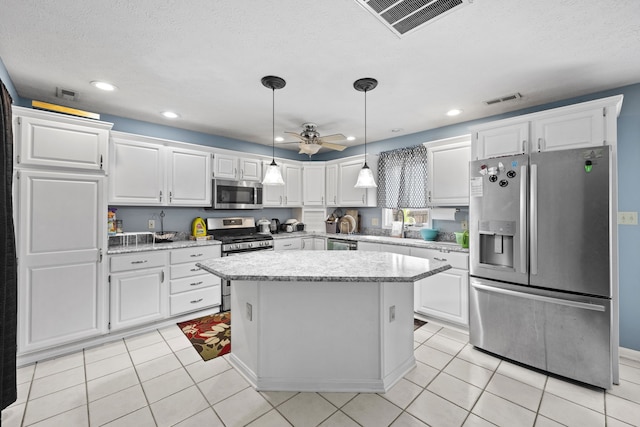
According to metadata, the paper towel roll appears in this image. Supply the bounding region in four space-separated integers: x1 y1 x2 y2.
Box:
430 208 457 221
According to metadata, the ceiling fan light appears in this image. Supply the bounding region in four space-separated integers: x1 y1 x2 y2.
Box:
262 160 285 186
355 163 377 188
298 143 322 155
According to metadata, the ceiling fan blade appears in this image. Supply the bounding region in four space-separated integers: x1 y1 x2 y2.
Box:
320 142 347 151
284 131 306 141
318 133 346 143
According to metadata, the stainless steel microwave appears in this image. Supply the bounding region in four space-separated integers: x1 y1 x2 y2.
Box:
210 179 263 210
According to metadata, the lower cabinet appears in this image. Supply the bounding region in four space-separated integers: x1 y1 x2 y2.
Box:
274 237 302 250
410 248 469 326
169 246 221 316
302 237 325 250
109 251 168 331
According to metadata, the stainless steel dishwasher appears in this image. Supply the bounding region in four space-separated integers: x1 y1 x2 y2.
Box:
326 238 357 250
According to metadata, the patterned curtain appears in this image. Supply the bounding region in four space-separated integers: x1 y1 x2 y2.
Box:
377 144 429 208
0 79 16 411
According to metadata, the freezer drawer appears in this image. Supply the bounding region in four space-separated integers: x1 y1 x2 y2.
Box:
469 277 613 389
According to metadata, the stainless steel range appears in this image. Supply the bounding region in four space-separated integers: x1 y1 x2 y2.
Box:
207 217 274 311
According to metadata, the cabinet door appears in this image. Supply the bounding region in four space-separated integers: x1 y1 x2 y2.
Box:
428 139 471 206
284 164 303 206
301 237 314 250
415 268 469 326
109 137 164 205
303 163 325 206
109 267 167 330
338 160 368 206
474 122 529 160
167 148 212 206
213 153 238 180
240 158 262 181
533 108 604 152
313 238 326 250
17 170 106 353
262 161 285 206
15 113 110 171
326 164 339 206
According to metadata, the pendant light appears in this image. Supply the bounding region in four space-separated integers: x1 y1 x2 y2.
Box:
353 77 378 188
261 75 286 186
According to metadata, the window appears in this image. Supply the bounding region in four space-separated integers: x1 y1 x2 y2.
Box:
382 208 431 229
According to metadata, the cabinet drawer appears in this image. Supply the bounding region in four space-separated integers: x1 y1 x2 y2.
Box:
110 251 167 273
170 286 221 316
410 247 468 270
171 261 213 279
170 274 220 294
274 238 302 250
170 246 220 264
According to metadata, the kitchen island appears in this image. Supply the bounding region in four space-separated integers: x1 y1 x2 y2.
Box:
197 250 450 393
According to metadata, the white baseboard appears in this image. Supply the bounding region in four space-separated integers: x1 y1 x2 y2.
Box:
619 346 640 362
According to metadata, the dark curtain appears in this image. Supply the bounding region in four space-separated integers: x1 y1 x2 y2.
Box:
0 79 17 411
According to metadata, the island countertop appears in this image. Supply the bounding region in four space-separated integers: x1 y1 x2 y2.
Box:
197 250 450 282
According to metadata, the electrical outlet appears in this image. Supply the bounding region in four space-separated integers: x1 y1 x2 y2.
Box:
148 219 155 230
389 305 396 322
461 220 468 230
372 217 379 226
618 212 638 225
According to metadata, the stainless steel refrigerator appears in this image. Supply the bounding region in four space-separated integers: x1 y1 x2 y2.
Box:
469 146 618 389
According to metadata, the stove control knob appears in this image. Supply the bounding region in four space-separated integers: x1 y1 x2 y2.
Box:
248 242 253 248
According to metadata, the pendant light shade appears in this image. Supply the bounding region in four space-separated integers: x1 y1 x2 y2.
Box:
353 78 378 189
261 76 286 186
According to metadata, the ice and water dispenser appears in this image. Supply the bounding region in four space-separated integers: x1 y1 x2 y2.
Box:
478 220 516 269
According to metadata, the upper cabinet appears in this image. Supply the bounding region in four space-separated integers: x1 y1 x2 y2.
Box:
213 153 262 181
13 106 112 172
426 135 471 206
262 160 303 207
109 132 211 206
303 162 325 206
325 164 339 206
337 157 377 207
471 95 623 160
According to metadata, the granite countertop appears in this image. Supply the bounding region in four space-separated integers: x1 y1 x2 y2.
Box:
197 250 451 282
107 238 221 255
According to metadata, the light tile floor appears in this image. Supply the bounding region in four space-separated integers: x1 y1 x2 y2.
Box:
2 321 640 426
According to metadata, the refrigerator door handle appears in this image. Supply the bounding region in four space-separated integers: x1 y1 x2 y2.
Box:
519 165 527 274
530 164 538 275
471 282 606 312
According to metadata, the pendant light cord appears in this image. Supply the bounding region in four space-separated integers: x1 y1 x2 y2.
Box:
271 87 275 161
364 89 368 165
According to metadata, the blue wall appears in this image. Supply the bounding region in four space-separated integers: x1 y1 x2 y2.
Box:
2 55 639 350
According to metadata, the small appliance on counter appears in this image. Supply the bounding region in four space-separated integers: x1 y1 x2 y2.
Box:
281 219 299 233
256 218 271 234
295 222 305 231
270 218 280 234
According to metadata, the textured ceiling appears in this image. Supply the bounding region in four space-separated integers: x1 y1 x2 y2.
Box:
1 0 639 153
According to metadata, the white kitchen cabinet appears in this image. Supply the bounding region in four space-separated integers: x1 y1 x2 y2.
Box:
274 237 302 250
357 241 380 252
109 251 168 331
303 162 325 206
169 246 221 316
16 169 107 354
325 163 339 206
338 157 377 207
426 136 471 206
532 107 605 152
302 237 325 250
13 106 112 171
213 153 262 181
262 160 303 207
411 247 469 326
109 132 211 206
473 122 529 160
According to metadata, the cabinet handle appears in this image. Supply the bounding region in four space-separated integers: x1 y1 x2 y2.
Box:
190 298 204 304
100 155 103 169
285 196 288 204
434 257 447 262
159 190 163 202
190 281 203 287
161 271 165 283
234 168 237 178
98 249 103 263
362 195 365 204
279 195 283 205
240 169 244 178
334 195 337 204
321 196 324 204
131 260 148 264
537 138 542 151
302 240 305 249
190 267 201 272
522 140 526 153
190 253 203 257
169 191 173 203
284 244 292 247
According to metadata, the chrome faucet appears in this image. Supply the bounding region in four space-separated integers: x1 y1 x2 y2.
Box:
395 209 405 238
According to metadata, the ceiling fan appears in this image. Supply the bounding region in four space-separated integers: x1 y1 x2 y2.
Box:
282 123 348 157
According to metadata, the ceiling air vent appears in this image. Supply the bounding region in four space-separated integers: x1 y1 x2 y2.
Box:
56 87 78 102
484 93 523 106
356 0 473 37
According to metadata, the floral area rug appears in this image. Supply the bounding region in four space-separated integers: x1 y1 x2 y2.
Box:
177 311 231 362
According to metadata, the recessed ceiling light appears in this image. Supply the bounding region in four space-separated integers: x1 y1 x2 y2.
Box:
90 81 117 91
446 109 462 116
161 111 179 119
275 136 284 142
347 136 356 141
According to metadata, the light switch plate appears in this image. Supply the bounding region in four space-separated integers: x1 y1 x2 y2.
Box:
148 219 155 230
372 218 379 226
618 212 638 225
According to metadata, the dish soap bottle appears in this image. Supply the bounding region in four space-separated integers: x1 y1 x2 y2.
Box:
192 217 207 238
108 208 117 236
